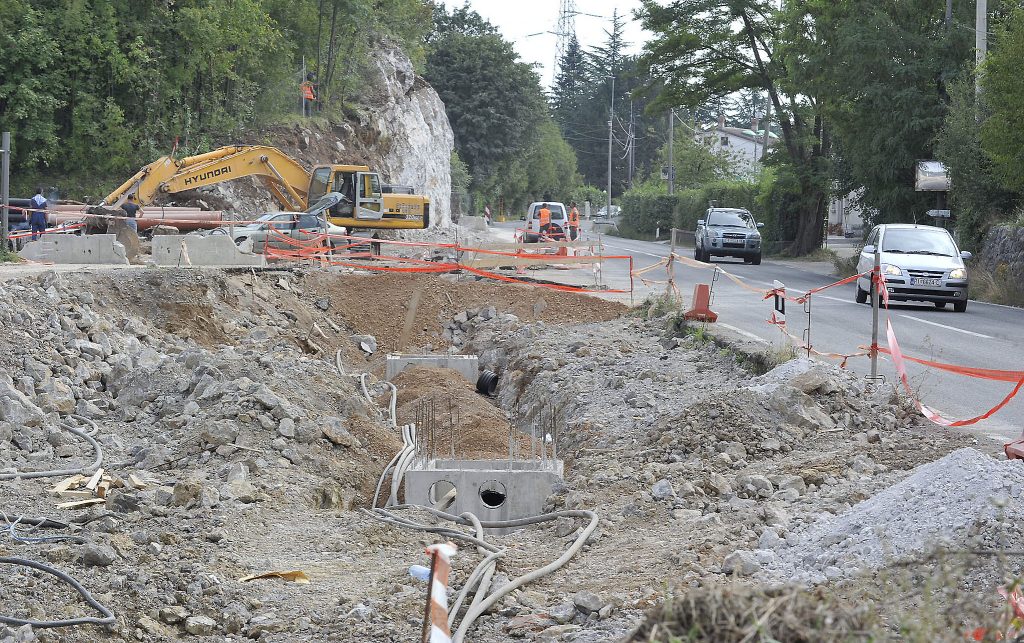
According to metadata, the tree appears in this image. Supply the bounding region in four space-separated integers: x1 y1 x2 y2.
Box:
0 0 433 196
551 33 586 129
936 77 1017 251
981 6 1024 194
802 0 973 226
424 2 578 210
638 0 831 255
424 30 546 185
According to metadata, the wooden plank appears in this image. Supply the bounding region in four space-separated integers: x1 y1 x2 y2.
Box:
57 490 98 500
56 498 106 510
50 475 86 494
127 473 149 489
84 467 104 491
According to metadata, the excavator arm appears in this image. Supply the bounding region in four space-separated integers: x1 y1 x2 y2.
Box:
102 146 312 211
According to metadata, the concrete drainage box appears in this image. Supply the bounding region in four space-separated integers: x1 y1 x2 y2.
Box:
405 459 564 535
385 354 479 384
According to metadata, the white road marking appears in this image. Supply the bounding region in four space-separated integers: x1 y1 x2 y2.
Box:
819 295 851 304
600 241 666 260
897 314 994 339
717 323 771 344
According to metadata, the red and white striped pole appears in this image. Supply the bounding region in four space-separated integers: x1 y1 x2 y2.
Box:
421 542 457 643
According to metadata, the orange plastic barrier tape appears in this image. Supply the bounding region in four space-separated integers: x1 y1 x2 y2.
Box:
264 237 634 294
878 273 1024 427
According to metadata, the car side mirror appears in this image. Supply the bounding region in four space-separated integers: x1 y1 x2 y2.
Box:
697 219 705 226
960 250 973 260
756 222 764 229
863 244 875 254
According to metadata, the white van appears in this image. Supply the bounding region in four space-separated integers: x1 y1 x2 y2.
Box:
523 202 568 242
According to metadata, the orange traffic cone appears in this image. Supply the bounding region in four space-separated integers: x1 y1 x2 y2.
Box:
684 284 718 322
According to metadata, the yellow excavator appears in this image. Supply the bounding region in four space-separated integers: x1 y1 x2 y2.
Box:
101 145 430 230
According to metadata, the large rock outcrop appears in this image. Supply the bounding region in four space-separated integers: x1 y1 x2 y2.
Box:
364 46 454 228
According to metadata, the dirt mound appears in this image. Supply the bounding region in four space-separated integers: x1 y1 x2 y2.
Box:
391 366 531 460
301 271 626 354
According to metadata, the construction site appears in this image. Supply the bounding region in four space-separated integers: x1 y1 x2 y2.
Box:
2 3 1024 639
1 206 1023 642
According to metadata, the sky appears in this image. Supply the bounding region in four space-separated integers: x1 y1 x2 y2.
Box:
438 1 651 87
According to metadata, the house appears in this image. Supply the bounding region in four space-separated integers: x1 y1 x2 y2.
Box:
696 115 779 179
828 189 868 237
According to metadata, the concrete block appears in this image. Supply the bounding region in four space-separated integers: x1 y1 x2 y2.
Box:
385 354 479 383
19 234 129 265
152 235 266 268
459 217 489 232
405 459 563 535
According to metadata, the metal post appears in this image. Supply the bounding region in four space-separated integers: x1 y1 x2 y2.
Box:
667 110 675 195
1 132 9 249
607 76 614 221
668 228 676 299
870 247 881 379
977 0 987 96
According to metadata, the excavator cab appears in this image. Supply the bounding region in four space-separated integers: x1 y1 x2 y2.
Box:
307 165 388 225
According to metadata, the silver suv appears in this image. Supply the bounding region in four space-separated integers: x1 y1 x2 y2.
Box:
695 208 764 264
855 224 972 312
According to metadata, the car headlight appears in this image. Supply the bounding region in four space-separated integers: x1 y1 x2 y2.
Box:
708 229 721 238
949 268 966 280
882 264 902 276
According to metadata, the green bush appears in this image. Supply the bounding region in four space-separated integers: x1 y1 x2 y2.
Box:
621 180 762 235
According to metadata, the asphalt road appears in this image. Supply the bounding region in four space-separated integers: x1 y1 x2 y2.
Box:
491 220 1024 444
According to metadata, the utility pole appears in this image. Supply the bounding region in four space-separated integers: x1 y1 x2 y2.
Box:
627 100 634 189
667 109 675 195
1 132 9 250
977 0 987 96
607 75 614 219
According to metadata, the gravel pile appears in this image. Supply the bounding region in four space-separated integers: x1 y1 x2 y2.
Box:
752 447 1024 585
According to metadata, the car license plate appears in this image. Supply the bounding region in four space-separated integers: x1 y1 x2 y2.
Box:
911 277 942 286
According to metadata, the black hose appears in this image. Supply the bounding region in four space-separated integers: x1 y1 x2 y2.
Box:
476 370 498 396
0 557 116 627
0 515 69 530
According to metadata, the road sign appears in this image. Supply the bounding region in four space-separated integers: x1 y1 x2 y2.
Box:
927 209 951 218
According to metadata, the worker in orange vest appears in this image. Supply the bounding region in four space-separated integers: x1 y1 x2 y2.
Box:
301 73 317 117
537 203 552 237
568 201 580 240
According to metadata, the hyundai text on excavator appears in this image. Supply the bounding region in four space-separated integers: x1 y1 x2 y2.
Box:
101 145 429 230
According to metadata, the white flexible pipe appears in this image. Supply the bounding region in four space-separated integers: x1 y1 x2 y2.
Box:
362 505 599 642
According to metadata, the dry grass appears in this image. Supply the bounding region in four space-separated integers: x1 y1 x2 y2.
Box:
832 252 861 278
971 264 1024 307
628 584 880 642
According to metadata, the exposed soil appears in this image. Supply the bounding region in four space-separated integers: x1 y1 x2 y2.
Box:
301 271 627 355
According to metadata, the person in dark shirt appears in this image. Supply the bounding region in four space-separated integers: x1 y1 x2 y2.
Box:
29 187 47 241
120 195 141 233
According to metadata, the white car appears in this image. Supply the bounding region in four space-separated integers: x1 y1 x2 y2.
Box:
855 223 972 312
211 193 347 253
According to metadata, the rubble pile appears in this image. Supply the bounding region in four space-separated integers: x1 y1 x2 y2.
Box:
0 265 1019 642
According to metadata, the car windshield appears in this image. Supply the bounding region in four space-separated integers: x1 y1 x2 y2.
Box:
881 228 958 256
708 210 755 228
